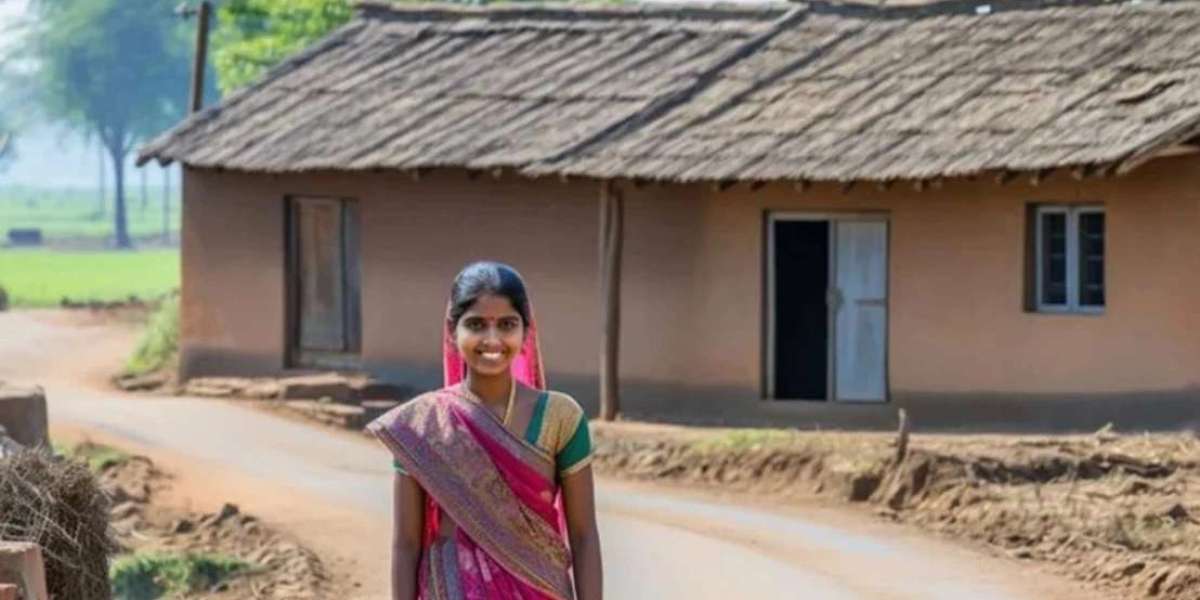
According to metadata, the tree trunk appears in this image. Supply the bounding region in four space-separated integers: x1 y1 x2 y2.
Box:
96 140 106 219
107 142 131 249
598 180 623 421
140 166 148 212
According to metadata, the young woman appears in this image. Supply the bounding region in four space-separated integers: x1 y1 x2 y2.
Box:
367 262 603 600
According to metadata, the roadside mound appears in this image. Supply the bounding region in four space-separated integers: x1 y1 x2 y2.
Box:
592 423 1200 600
77 441 335 598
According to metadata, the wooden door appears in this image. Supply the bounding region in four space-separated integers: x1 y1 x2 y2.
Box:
290 197 360 362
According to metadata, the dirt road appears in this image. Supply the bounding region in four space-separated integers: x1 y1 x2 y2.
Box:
0 310 1107 599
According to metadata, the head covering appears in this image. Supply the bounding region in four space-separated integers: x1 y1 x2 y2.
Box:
442 294 546 390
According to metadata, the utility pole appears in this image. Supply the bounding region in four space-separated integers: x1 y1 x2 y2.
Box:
177 1 213 114
171 1 212 247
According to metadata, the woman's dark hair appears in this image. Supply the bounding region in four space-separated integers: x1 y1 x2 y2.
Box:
448 262 532 328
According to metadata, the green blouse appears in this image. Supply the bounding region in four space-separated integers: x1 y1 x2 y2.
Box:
393 390 592 477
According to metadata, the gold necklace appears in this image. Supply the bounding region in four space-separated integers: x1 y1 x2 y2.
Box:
462 379 517 426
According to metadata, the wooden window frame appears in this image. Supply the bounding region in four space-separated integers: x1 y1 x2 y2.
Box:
1033 204 1105 315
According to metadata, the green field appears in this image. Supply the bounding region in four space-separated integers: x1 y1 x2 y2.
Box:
0 184 180 242
0 249 179 307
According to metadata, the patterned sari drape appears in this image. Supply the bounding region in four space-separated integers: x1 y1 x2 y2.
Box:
368 299 574 599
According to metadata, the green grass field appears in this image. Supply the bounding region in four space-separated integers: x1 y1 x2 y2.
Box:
0 184 181 307
0 184 180 242
0 249 179 307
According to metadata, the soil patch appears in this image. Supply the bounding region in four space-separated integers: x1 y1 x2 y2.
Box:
86 442 336 598
592 422 1200 600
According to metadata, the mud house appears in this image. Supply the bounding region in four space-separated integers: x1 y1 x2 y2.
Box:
139 0 1200 430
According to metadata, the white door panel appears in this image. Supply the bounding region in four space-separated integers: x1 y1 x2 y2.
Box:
833 221 888 402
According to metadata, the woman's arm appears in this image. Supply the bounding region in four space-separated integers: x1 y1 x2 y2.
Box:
561 465 603 600
392 472 425 600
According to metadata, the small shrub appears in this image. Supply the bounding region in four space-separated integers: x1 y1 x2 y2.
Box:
125 295 179 376
110 552 249 600
59 441 131 473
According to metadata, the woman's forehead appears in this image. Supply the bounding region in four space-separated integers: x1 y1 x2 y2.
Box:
462 294 520 318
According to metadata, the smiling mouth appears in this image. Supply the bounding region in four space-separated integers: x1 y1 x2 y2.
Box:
479 351 505 361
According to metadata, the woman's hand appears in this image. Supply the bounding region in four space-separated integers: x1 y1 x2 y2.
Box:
392 472 424 600
561 465 603 600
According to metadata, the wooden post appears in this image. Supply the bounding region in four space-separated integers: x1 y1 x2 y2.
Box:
189 1 212 114
894 408 910 464
598 181 623 421
162 166 170 243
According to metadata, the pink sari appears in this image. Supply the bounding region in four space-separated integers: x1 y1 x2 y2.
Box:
367 304 575 600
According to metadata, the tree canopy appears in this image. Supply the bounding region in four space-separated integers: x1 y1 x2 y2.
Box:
213 0 352 93
24 0 192 246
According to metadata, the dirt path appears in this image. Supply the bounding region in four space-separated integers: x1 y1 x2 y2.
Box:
0 310 1113 599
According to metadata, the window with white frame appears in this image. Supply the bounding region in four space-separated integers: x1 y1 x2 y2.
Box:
1034 205 1105 312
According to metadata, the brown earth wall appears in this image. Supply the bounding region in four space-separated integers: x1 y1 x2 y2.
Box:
179 157 1200 431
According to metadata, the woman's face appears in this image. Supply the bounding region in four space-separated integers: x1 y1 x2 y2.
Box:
453 293 526 379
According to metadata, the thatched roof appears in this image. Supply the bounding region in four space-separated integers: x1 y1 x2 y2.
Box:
139 0 1200 182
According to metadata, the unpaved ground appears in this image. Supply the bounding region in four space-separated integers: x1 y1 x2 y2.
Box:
592 421 1200 600
3 309 1132 599
49 421 390 599
61 436 342 598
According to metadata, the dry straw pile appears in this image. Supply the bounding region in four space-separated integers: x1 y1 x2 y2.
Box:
0 448 116 600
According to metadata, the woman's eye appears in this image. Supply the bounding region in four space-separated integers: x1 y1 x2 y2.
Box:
499 320 519 331
465 320 484 331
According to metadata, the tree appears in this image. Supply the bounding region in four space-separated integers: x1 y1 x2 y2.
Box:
0 115 13 172
0 37 24 174
212 0 352 93
26 0 190 248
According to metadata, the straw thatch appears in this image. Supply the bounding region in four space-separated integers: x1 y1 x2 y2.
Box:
139 0 1200 182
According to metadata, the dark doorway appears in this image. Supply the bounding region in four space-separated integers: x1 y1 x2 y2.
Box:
773 220 828 400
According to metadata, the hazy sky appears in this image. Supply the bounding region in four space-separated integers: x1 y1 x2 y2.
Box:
0 0 178 189
0 0 24 23
0 0 27 53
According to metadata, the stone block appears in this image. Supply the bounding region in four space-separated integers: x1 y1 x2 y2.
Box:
0 384 47 448
279 374 355 404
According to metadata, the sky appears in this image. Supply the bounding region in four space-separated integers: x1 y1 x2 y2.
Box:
0 0 26 55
